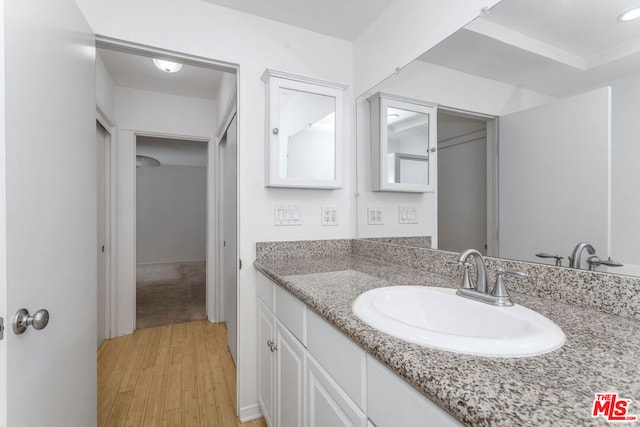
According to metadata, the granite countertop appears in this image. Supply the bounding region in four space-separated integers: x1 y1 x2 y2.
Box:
254 254 640 427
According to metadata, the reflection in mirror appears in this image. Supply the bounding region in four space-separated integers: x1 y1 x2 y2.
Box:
356 0 640 277
386 107 430 185
278 88 336 180
369 93 436 192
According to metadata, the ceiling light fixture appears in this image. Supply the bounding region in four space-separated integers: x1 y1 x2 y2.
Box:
152 58 183 73
618 7 640 22
136 155 161 168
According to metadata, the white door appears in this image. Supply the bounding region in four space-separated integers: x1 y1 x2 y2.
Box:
221 114 238 362
0 1 97 426
499 87 611 265
96 121 110 346
437 114 488 255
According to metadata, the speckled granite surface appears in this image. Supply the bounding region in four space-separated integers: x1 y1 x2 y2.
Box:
254 254 640 427
361 235 432 248
256 239 352 260
352 239 640 322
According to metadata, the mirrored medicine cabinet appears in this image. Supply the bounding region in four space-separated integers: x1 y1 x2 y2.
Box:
262 69 346 189
368 93 437 192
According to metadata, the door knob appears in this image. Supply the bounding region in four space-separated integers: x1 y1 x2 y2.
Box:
12 308 49 335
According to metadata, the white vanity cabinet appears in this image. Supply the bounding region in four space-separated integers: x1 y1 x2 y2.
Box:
256 272 461 427
257 273 365 427
257 274 305 427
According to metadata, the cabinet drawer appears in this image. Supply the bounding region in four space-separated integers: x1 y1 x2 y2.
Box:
306 309 366 411
257 272 275 312
275 285 306 345
367 355 464 427
307 354 367 427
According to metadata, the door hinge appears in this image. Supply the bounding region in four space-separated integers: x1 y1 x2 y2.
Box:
239 259 242 270
101 245 105 253
0 317 4 341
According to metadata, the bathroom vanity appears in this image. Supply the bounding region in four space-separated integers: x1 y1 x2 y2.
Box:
254 239 640 427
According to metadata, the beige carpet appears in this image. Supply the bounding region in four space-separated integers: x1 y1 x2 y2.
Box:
136 262 206 329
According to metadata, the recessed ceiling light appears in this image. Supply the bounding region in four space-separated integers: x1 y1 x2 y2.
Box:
618 7 640 22
152 58 183 73
388 113 400 118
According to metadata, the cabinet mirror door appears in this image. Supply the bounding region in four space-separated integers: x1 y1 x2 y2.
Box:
386 106 431 186
264 70 346 189
369 93 437 193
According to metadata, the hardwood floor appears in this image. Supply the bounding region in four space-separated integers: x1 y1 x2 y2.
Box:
98 321 267 427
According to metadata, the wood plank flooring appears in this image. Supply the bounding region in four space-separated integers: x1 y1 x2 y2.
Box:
98 321 267 427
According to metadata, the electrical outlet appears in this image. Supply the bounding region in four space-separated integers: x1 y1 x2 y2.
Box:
321 206 339 226
367 207 383 225
399 206 418 224
274 205 301 226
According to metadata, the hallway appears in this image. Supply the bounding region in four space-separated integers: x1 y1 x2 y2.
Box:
98 321 266 427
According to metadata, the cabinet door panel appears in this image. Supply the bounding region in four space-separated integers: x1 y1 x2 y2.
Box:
258 301 276 426
308 355 367 427
276 320 306 427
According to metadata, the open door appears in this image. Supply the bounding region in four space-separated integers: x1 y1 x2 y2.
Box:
220 114 238 364
0 0 97 425
499 87 611 265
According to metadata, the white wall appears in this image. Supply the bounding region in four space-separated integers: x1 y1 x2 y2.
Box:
74 0 354 418
353 0 503 95
499 87 610 266
136 164 207 264
610 72 640 275
357 60 555 241
96 52 115 121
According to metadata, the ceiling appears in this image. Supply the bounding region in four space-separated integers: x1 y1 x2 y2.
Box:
419 0 640 97
200 0 394 41
137 136 208 167
98 48 227 100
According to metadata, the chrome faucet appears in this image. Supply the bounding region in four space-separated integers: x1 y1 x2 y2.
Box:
455 249 527 307
457 249 488 293
568 242 595 269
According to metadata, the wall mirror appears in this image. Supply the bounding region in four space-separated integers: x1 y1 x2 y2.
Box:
369 93 437 192
356 0 640 278
263 69 346 189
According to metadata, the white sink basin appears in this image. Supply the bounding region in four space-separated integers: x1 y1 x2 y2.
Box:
352 286 565 357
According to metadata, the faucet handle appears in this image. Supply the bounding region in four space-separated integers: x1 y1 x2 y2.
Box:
535 253 564 266
587 256 624 270
503 269 528 279
491 268 527 304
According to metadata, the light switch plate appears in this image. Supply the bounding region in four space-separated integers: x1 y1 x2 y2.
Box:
399 206 418 224
321 206 339 226
368 207 383 225
274 205 301 226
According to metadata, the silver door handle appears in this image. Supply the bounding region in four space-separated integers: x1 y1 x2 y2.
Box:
12 308 49 335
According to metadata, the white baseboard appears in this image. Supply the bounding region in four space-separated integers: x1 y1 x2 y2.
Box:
239 404 263 423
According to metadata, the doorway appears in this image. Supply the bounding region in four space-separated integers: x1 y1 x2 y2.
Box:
95 37 241 421
135 136 209 329
95 38 238 337
437 109 497 255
